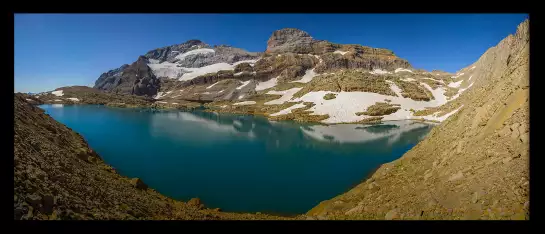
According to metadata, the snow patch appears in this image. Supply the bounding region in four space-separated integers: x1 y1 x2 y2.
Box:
154 92 166 99
67 97 79 102
369 69 391 75
333 50 348 55
270 103 307 116
386 80 403 97
201 92 211 95
400 78 416 82
54 99 62 102
468 75 473 81
148 59 161 64
238 95 245 99
234 72 243 76
25 98 32 101
157 101 168 104
264 88 303 105
233 101 256 106
471 66 476 70
291 69 317 83
416 105 464 122
395 68 413 73
451 72 465 79
448 80 463 88
236 80 252 90
175 48 215 61
255 77 278 91
51 90 64 97
172 102 179 105
206 81 220 89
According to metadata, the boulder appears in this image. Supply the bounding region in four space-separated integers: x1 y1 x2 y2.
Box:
130 178 148 190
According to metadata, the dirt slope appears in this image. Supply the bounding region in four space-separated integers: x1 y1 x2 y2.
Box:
306 19 529 220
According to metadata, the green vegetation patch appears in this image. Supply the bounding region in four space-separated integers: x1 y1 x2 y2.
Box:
323 93 337 100
355 102 401 116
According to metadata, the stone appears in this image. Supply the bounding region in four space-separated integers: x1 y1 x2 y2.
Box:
385 209 399 220
188 198 205 210
519 134 528 144
448 171 464 181
42 195 55 214
130 178 148 190
502 157 512 164
26 194 42 207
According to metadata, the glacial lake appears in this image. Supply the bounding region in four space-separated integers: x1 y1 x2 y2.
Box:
40 104 434 215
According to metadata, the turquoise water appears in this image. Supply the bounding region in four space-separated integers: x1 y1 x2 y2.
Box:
40 104 433 215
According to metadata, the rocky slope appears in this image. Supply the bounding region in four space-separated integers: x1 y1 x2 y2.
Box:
305 19 529 220
14 94 291 220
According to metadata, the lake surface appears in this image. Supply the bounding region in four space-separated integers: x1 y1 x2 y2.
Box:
40 104 434 215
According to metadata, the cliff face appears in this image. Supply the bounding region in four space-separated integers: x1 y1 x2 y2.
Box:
306 20 529 220
13 94 290 220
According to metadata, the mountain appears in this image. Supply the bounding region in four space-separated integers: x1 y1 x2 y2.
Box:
306 19 529 220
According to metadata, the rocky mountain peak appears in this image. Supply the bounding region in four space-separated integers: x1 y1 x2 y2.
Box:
266 28 315 53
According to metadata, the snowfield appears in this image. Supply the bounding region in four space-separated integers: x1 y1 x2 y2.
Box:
270 103 306 116
264 88 303 105
369 69 391 75
236 80 252 90
291 69 317 83
333 50 349 55
233 101 256 105
255 76 278 91
174 48 215 61
448 80 463 88
395 68 413 73
51 90 64 97
148 59 258 80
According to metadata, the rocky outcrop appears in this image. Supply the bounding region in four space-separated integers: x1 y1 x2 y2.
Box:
144 39 207 63
94 64 129 91
94 57 160 97
306 19 529 220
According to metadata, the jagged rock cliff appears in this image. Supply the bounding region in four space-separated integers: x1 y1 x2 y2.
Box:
306 19 529 220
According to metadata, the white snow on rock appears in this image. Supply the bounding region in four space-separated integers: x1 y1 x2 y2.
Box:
148 59 161 64
415 105 464 122
25 98 32 101
400 78 416 82
468 75 473 81
148 59 258 80
420 77 445 84
369 69 391 75
54 99 62 102
233 101 256 106
236 80 252 90
234 72 243 76
172 103 179 105
238 95 245 99
221 105 228 108
67 97 79 102
448 80 463 88
395 68 413 73
471 66 476 70
264 88 303 105
255 76 278 91
333 50 349 55
218 89 225 93
270 103 307 116
449 82 474 101
175 48 215 61
171 95 181 98
451 72 465 79
386 80 403 97
291 69 317 83
300 121 430 144
201 92 211 95
157 101 168 104
51 90 64 97
154 92 166 99
285 82 449 123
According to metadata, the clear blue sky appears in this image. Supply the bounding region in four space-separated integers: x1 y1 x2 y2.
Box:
15 13 528 93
